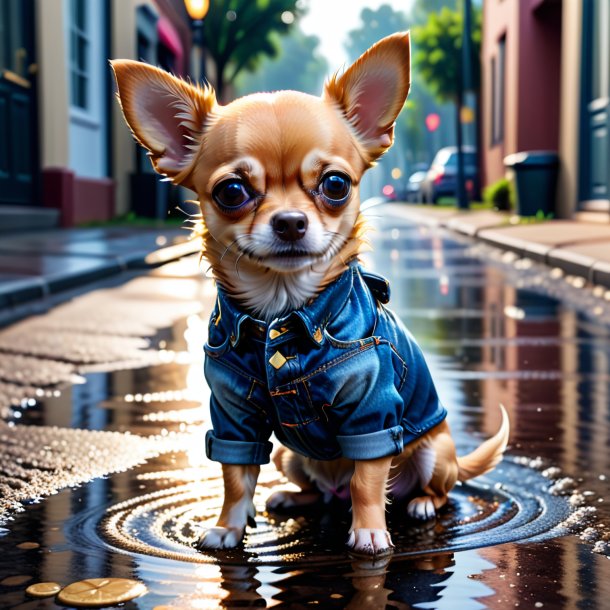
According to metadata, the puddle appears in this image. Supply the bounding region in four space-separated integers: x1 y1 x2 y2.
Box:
1 217 610 608
94 458 575 566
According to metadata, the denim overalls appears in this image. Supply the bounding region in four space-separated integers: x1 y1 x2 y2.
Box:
204 263 447 464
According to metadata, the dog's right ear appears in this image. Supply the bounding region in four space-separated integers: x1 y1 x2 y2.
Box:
110 60 216 185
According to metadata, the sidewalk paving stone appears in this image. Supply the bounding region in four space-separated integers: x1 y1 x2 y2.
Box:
0 252 121 294
0 227 191 268
445 210 509 235
547 241 610 286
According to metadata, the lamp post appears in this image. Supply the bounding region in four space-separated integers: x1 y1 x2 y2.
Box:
184 0 210 85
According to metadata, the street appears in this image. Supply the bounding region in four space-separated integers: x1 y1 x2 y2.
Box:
0 207 609 608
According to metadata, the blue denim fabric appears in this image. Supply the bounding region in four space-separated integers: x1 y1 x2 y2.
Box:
204 263 447 464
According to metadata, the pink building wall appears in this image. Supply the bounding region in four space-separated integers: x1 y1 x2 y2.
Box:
482 0 562 188
482 0 519 186
517 1 562 152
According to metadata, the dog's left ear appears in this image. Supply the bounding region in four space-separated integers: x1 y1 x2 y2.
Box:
324 32 411 162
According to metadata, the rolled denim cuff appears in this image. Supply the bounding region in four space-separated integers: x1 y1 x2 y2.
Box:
205 430 273 465
337 425 404 460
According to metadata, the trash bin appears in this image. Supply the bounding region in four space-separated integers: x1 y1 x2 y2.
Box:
503 151 559 217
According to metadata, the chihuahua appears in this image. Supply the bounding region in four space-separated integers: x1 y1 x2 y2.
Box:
111 32 509 556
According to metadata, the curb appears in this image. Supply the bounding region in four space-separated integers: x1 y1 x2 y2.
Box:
383 203 610 289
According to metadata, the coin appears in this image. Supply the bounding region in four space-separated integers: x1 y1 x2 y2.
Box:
26 582 62 598
56 578 146 607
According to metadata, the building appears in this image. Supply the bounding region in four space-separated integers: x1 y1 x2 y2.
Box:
481 0 609 219
0 0 192 228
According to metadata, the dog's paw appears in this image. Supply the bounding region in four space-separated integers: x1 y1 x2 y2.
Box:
266 490 321 511
346 528 394 556
195 526 243 550
406 496 437 520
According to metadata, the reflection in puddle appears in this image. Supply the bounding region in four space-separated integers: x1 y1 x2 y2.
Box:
1 221 610 608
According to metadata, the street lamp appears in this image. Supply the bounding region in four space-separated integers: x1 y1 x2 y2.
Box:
184 0 210 84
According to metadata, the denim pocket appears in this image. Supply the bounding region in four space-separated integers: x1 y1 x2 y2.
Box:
204 319 231 358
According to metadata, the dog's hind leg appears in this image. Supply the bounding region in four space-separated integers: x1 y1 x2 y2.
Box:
266 447 322 509
197 464 259 550
406 423 458 520
406 407 509 520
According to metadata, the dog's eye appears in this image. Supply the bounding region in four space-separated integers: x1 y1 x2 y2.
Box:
320 173 351 204
213 180 252 209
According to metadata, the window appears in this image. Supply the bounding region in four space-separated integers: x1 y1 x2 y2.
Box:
69 0 89 109
491 35 506 145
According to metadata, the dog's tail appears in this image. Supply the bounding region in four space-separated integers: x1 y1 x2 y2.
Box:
457 404 510 482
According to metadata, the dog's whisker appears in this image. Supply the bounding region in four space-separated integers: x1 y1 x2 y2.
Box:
220 238 240 263
234 251 245 280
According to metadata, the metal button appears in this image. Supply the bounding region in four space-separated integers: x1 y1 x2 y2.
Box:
269 351 287 370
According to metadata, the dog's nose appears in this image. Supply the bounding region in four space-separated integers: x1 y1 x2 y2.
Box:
271 211 308 242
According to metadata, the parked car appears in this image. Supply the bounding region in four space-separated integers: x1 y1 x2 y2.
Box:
404 170 427 202
420 146 479 203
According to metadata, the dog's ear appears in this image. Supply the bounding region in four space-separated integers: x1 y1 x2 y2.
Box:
324 32 410 162
110 60 216 184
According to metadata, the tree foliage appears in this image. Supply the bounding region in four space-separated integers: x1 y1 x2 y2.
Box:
345 5 409 63
412 5 481 104
202 0 302 100
236 28 328 96
410 0 458 26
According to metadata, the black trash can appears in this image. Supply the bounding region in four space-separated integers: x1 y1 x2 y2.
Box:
503 151 559 217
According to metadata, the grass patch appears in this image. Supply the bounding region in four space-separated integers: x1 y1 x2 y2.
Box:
421 197 495 210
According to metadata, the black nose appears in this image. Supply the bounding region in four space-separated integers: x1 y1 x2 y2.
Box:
271 211 308 242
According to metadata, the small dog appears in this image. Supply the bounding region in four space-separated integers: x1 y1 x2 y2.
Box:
111 32 509 556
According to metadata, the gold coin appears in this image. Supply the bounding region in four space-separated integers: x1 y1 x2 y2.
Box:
56 578 147 607
26 582 62 597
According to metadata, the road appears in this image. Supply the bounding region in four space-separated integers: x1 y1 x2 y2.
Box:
0 206 609 609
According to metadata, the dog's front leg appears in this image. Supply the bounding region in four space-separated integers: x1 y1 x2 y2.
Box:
197 464 259 550
347 456 394 556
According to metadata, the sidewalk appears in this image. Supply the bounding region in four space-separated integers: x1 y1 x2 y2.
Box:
0 225 200 317
385 203 610 288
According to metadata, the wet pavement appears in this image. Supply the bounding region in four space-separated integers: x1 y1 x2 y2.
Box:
0 206 609 608
0 226 199 315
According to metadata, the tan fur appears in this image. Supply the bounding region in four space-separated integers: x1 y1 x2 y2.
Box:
275 405 510 526
111 32 509 556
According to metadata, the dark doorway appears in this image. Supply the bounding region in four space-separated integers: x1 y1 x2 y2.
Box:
580 0 610 211
0 0 38 206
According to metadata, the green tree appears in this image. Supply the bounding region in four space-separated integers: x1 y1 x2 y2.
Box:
202 0 302 101
411 5 481 104
410 0 458 26
236 28 328 96
345 5 409 62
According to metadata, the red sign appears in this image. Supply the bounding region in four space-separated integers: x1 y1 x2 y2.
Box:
425 113 441 132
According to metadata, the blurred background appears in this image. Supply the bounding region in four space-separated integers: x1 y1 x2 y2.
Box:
0 0 603 228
